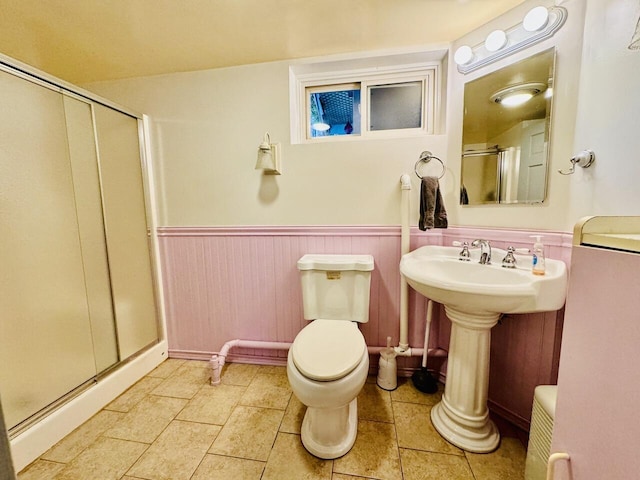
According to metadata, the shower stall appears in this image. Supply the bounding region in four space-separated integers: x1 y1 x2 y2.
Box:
0 57 161 442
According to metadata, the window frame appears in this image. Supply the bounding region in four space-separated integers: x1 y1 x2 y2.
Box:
290 59 440 144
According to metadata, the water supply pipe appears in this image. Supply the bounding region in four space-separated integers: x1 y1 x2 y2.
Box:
398 174 412 352
210 339 292 385
209 339 446 385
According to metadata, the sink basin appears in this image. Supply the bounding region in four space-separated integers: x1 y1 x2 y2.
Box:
400 245 567 314
399 244 568 453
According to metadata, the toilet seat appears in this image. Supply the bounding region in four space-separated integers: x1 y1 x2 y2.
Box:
291 319 366 382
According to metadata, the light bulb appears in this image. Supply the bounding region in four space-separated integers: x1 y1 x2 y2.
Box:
485 30 507 52
500 92 533 107
454 45 474 65
523 6 549 32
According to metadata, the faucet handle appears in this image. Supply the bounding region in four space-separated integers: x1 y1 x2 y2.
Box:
458 242 471 261
502 247 517 268
452 241 472 261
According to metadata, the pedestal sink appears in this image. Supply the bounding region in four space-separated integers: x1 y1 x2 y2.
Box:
400 245 567 453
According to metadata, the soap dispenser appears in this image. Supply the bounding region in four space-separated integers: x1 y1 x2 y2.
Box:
530 235 546 276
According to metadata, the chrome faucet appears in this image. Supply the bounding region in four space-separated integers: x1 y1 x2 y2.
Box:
471 239 492 264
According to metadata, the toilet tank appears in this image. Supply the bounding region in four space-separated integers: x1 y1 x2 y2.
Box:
297 254 374 323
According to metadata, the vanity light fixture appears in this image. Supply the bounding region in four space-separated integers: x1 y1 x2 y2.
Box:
490 82 547 107
454 5 567 74
255 132 282 175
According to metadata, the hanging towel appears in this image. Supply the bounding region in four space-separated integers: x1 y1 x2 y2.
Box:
419 176 448 230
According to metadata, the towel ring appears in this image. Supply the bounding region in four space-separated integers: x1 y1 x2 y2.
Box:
414 151 445 180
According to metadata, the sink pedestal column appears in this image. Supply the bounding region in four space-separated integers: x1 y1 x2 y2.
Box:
430 306 500 453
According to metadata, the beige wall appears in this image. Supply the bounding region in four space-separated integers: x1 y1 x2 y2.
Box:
87 59 448 227
87 0 591 232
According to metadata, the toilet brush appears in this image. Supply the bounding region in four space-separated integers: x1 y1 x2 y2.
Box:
411 300 438 394
377 336 398 390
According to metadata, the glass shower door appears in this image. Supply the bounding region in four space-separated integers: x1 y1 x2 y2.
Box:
0 70 98 430
63 94 119 374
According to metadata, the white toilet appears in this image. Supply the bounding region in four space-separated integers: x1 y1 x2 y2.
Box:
287 254 374 459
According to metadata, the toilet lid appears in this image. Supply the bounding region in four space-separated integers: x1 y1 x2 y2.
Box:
291 319 366 382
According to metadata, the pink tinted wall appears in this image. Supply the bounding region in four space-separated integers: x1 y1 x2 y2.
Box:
551 245 640 479
158 225 572 429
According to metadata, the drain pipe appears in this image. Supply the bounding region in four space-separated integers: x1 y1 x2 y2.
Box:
398 174 412 353
210 340 292 385
210 340 447 385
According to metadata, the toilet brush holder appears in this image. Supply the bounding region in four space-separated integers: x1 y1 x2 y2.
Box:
377 349 397 391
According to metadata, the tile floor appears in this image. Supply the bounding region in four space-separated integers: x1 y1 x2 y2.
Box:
18 359 526 480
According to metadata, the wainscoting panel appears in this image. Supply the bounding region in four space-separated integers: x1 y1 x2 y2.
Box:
158 225 571 428
158 226 427 360
489 310 564 429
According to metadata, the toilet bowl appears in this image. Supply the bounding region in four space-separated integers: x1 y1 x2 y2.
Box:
287 320 369 459
287 253 374 459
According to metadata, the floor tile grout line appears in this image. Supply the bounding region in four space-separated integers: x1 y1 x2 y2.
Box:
20 360 526 479
120 438 151 480
186 439 219 480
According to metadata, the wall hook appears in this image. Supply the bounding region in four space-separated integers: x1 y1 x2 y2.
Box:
558 150 595 175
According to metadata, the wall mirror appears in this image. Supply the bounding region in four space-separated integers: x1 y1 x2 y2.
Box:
460 48 556 205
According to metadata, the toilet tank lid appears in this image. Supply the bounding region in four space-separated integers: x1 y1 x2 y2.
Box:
297 254 374 272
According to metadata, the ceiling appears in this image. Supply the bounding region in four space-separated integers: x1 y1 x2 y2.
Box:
0 0 525 85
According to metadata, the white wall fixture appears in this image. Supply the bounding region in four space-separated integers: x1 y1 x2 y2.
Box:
557 149 595 175
255 132 282 175
454 5 567 74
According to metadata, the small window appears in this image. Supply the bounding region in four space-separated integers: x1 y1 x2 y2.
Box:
291 54 441 144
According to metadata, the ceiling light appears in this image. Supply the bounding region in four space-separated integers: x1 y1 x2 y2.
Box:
490 82 547 107
485 30 507 52
523 6 550 32
499 92 534 107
